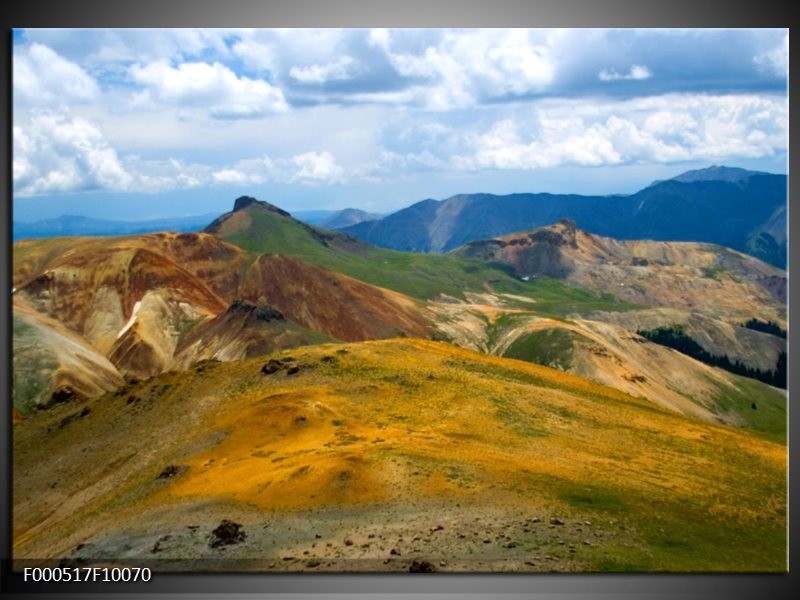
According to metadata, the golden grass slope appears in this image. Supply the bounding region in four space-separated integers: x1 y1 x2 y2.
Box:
429 296 785 429
13 339 785 572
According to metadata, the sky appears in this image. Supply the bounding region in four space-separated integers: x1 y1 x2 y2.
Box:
12 28 788 221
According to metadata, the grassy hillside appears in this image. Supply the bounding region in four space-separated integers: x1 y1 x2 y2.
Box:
14 339 785 572
503 327 586 370
215 204 637 315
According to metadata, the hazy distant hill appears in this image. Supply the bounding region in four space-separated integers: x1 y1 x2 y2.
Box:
13 213 218 241
319 208 382 230
343 166 786 268
660 165 762 184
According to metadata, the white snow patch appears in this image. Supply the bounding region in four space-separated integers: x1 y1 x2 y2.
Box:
117 300 142 339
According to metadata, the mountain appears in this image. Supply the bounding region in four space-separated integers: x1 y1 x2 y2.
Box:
200 195 570 302
342 167 786 267
14 195 785 411
448 220 785 380
203 196 371 258
12 212 433 391
453 220 785 326
200 195 788 420
171 300 334 370
12 233 242 380
665 165 766 184
238 254 431 342
13 213 218 241
12 338 785 571
319 208 382 230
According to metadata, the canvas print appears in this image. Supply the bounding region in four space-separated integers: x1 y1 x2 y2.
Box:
11 28 787 573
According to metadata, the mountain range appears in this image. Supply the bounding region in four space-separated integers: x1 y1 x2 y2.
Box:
14 191 786 423
342 166 787 268
13 166 786 269
11 167 787 572
12 213 219 241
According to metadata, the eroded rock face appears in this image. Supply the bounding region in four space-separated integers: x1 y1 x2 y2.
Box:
456 222 786 326
238 254 431 342
12 232 251 380
12 301 125 414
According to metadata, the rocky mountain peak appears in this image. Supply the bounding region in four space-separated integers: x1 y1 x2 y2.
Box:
233 196 291 217
527 220 578 249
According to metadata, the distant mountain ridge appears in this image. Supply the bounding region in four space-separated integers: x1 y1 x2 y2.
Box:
13 213 218 241
319 208 382 230
661 165 764 184
342 166 787 268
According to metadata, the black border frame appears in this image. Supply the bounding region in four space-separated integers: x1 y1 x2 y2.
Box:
1 1 795 598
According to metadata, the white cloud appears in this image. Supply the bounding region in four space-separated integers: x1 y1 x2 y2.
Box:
232 37 276 73
598 64 652 82
291 151 344 184
128 60 288 119
377 29 555 109
454 94 786 171
11 29 788 203
212 169 257 185
290 56 355 84
14 43 99 106
14 111 132 196
212 156 274 185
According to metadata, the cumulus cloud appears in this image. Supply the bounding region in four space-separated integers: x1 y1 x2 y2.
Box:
211 152 347 186
129 60 288 119
14 111 132 196
376 29 556 109
12 106 354 195
211 156 275 185
11 29 788 202
290 151 344 184
598 64 652 82
454 94 786 171
212 168 255 185
14 43 99 106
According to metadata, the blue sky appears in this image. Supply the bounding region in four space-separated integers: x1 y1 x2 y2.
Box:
12 28 788 221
